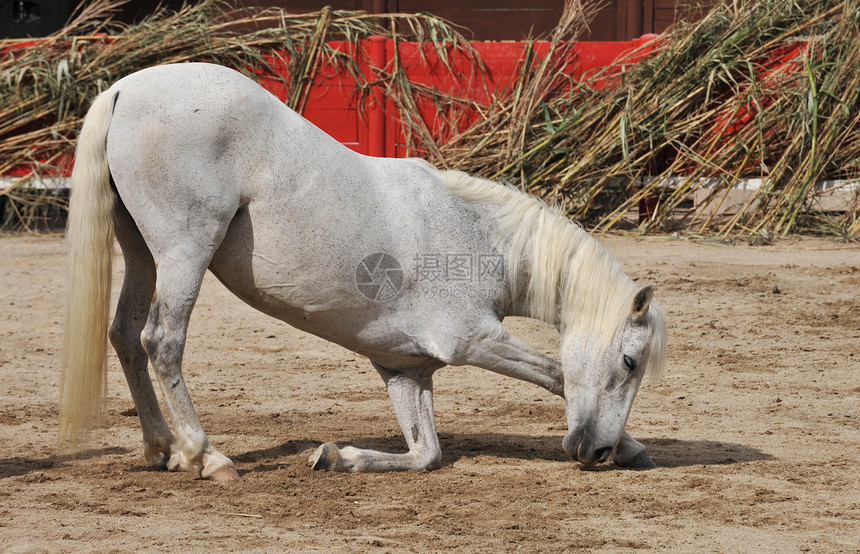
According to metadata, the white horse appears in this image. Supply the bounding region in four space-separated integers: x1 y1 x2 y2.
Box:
61 63 665 481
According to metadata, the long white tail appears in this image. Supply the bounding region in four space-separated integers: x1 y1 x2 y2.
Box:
60 90 118 446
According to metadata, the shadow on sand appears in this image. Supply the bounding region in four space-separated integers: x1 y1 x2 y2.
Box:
0 446 131 479
0 435 770 479
231 433 773 472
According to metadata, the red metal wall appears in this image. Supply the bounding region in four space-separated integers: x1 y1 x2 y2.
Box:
258 36 655 158
1 37 655 177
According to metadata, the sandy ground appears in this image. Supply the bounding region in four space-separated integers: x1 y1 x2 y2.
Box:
1 232 858 552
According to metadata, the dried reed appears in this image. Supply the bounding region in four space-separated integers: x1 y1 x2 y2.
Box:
3 0 859 236
425 0 860 237
0 0 478 229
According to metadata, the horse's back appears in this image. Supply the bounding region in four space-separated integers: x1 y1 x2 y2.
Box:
107 63 351 198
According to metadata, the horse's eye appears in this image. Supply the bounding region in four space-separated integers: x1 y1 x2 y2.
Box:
623 354 637 372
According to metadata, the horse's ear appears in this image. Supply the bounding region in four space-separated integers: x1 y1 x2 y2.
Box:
631 285 655 322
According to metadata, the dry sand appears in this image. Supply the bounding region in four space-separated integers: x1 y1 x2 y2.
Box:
1 233 858 552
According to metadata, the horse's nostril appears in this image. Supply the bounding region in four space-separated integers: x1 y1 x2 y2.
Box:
594 446 613 463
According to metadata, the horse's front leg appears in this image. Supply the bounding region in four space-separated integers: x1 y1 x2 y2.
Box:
454 322 564 397
141 264 239 481
612 430 656 469
310 364 441 472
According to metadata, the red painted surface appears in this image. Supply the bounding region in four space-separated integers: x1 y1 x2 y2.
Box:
2 35 658 177
277 36 656 158
713 40 807 140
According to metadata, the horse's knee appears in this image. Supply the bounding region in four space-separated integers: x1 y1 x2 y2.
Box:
139 321 161 362
423 450 442 471
412 443 442 471
110 317 147 367
108 318 127 352
140 317 184 372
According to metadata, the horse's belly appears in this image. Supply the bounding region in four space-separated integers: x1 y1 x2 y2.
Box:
208 207 438 367
210 208 348 322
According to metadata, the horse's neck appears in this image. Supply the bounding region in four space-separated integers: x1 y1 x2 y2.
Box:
437 169 600 330
495 211 609 332
504 281 544 322
497 223 563 328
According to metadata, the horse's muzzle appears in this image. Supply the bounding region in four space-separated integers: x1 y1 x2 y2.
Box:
563 431 613 466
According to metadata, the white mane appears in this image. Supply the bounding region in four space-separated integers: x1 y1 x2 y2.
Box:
440 169 666 379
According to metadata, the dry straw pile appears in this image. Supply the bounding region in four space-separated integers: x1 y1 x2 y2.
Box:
2 0 859 236
481 0 860 237
0 0 478 228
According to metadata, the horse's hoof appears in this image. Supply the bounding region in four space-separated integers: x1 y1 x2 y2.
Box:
147 451 169 469
616 451 657 469
310 442 339 471
208 465 242 482
166 451 183 472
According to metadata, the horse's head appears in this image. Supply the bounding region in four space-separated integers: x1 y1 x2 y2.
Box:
559 285 665 466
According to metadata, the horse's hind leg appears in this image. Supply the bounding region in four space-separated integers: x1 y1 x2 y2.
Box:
139 254 240 481
110 202 176 467
310 364 442 472
111 196 240 480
